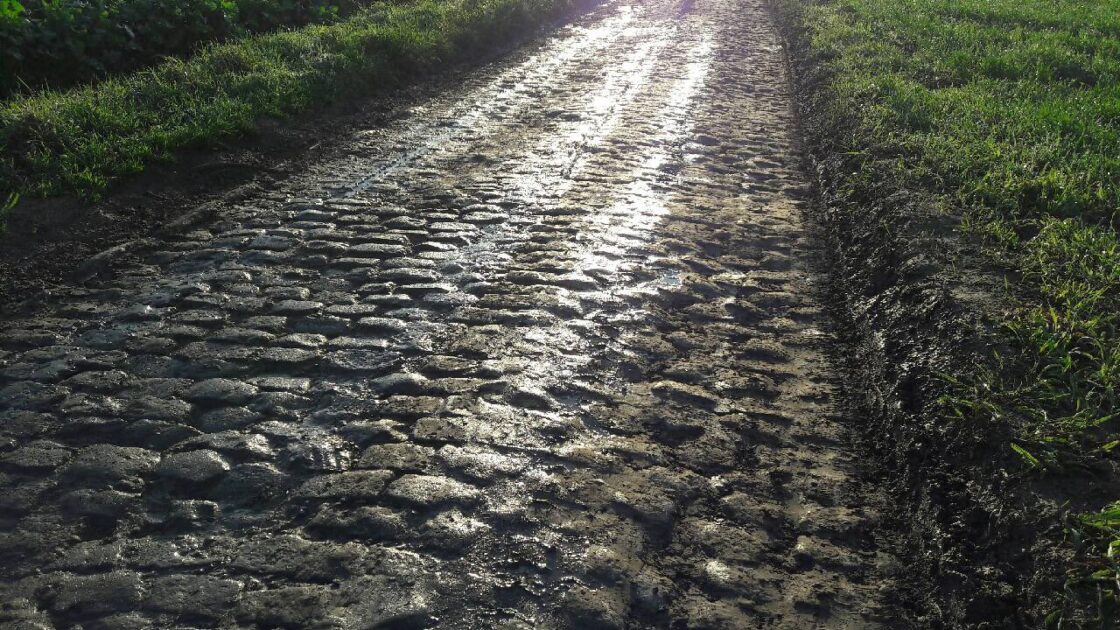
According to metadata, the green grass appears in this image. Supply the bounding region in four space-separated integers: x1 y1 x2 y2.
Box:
0 0 379 98
773 0 1120 622
0 0 583 202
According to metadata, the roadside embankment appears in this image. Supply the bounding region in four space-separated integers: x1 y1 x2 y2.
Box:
1 0 380 99
769 0 1120 626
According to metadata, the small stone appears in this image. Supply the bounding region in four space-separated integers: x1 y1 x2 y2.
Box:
322 303 380 318
89 613 152 630
128 334 178 354
307 505 405 540
235 585 335 628
250 391 311 417
63 444 159 489
289 315 350 336
50 571 144 614
373 267 439 283
703 559 740 591
232 535 363 582
0 441 71 471
61 489 139 518
273 334 327 348
294 470 394 501
165 499 220 527
296 209 335 222
792 535 816 570
178 342 258 365
0 410 61 438
327 339 390 355
385 474 480 507
212 463 287 505
370 372 430 396
420 509 489 550
211 327 276 344
358 294 413 308
271 300 323 315
359 443 434 472
339 419 408 446
180 431 272 459
355 317 407 334
0 381 69 410
184 379 259 405
347 243 410 259
144 574 241 615
247 376 312 392
508 387 556 411
62 370 133 392
438 444 524 480
250 235 295 250
121 419 200 450
323 349 402 374
243 315 288 331
373 395 443 419
413 417 467 443
3 328 60 348
739 339 791 363
47 541 124 572
650 380 720 408
265 286 312 300
174 309 226 327
129 377 193 398
158 450 230 483
259 347 319 364
282 439 353 472
193 406 262 432
125 396 192 422
561 584 626 629
383 216 426 230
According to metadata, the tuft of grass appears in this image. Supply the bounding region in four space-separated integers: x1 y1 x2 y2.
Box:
0 191 15 233
774 0 1120 619
1064 501 1120 627
0 0 586 202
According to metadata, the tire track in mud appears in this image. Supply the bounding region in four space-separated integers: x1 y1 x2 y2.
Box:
0 0 897 627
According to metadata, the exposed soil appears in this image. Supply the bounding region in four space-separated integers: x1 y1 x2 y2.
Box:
1 0 903 627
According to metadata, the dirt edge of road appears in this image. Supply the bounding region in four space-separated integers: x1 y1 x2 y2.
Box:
769 3 1088 628
0 0 605 316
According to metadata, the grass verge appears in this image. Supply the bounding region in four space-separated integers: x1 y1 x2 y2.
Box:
770 0 1120 625
0 0 590 204
1 0 377 98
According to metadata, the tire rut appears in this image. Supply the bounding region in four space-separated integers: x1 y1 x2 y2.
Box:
0 0 897 627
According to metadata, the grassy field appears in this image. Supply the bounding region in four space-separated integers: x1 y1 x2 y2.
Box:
0 0 582 209
772 0 1120 622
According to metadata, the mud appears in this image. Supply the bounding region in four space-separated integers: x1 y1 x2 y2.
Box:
0 0 899 627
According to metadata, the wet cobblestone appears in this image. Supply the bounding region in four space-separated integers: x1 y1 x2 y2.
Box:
0 0 896 626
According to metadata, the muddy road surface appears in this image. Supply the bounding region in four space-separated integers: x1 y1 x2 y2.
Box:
0 0 898 627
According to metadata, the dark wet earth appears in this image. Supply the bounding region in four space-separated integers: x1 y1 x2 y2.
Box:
0 0 899 627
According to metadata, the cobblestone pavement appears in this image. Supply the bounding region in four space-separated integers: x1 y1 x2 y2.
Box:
0 0 898 627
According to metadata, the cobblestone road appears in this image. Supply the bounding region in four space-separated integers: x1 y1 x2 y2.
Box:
0 0 896 627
